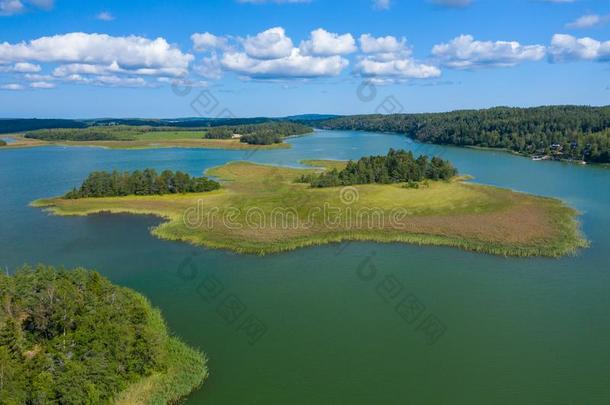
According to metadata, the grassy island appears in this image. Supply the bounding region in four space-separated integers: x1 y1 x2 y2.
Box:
33 157 587 257
0 265 207 404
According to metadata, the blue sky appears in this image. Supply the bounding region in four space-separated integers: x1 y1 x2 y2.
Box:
0 0 609 118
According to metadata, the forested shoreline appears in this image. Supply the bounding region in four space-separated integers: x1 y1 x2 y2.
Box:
65 169 220 199
22 122 313 146
204 122 313 145
0 265 207 404
318 106 610 163
297 149 457 187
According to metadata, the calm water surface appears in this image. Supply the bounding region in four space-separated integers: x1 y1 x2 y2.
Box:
1 130 609 404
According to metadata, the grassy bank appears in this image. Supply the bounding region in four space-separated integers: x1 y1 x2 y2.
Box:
0 133 289 150
33 161 587 257
115 336 208 405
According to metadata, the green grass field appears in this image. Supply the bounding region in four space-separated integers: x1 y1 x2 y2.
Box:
33 161 587 257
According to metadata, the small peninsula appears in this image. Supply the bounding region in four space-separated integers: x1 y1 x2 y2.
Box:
33 150 586 257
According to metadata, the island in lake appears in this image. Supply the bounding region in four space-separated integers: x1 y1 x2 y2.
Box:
33 150 587 258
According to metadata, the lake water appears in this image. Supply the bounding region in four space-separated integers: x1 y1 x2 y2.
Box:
1 130 610 404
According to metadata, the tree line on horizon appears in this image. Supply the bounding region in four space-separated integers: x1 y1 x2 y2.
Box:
204 122 313 145
318 106 610 163
65 169 220 199
297 149 458 188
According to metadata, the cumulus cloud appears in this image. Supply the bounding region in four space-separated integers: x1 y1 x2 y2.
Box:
299 28 357 56
0 32 193 77
566 14 610 29
432 34 546 68
193 54 223 80
548 34 610 62
360 34 408 55
356 58 441 80
12 62 41 72
243 27 294 59
221 48 348 79
356 34 440 82
191 32 230 52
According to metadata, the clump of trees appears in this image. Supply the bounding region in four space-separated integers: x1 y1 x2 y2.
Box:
65 169 220 199
205 122 313 145
24 126 141 141
319 106 610 163
0 139 6 146
0 265 172 404
297 149 457 187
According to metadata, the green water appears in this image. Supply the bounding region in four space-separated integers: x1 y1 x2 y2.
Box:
1 131 609 404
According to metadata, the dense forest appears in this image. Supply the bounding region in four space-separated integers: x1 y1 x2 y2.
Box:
297 149 457 188
65 169 220 199
0 119 86 134
24 126 144 141
0 265 206 404
318 106 610 163
0 118 275 134
204 122 313 145
23 122 313 145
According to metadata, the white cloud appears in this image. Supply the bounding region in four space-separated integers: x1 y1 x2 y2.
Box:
0 0 52 16
96 11 115 21
193 54 223 79
566 14 610 29
356 58 441 80
0 83 23 90
191 32 230 52
243 27 294 59
299 28 357 56
432 34 546 69
221 48 348 79
0 0 23 15
360 34 408 55
355 34 440 82
0 32 193 76
372 0 391 10
12 62 41 72
30 81 54 88
549 34 610 62
23 73 53 81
